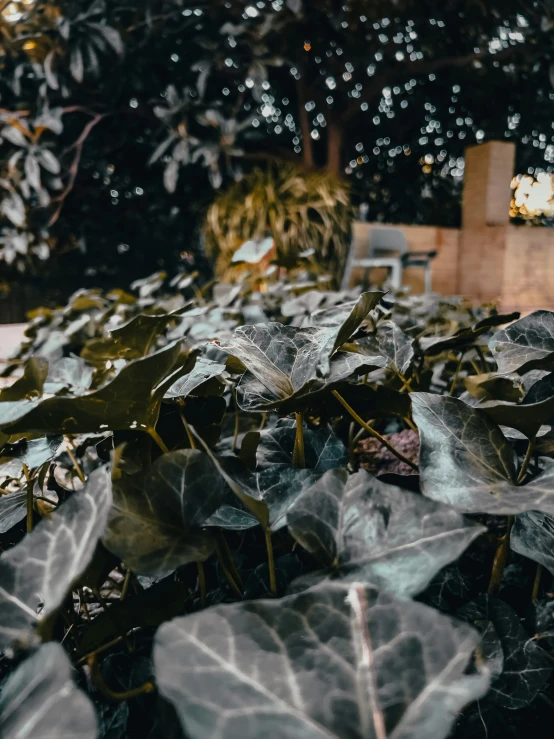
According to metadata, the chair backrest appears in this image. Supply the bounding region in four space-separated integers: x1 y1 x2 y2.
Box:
369 227 408 258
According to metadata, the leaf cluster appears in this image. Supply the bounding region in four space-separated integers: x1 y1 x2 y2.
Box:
2 275 554 738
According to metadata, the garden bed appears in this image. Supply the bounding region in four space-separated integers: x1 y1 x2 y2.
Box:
0 274 553 739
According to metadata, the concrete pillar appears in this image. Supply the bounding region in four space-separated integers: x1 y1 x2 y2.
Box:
457 141 516 300
462 141 516 228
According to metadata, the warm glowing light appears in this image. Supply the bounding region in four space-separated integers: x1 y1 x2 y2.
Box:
511 173 554 219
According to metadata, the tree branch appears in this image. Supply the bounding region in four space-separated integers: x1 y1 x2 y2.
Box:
342 43 524 123
48 112 107 226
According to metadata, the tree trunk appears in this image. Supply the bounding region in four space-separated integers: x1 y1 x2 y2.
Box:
297 80 314 170
326 118 342 176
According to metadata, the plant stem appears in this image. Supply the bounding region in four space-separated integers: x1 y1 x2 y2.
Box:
214 540 242 598
396 371 413 392
532 564 543 602
292 412 306 468
147 427 169 454
65 439 86 484
404 416 418 433
218 532 243 588
232 390 240 454
179 410 196 449
265 529 277 596
93 587 133 653
120 570 132 602
331 390 418 471
488 516 514 595
475 345 489 374
22 464 33 533
449 351 464 395
517 434 536 484
88 654 155 702
197 561 207 608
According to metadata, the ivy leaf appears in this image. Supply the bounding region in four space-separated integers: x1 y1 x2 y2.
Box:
255 419 347 472
0 465 112 650
219 293 384 411
479 390 554 439
420 312 520 356
457 595 552 709
0 490 28 534
412 393 554 514
81 313 179 363
0 341 183 435
103 450 225 575
236 348 385 413
359 320 415 375
164 356 226 400
489 311 554 374
154 582 489 739
0 357 48 401
511 512 554 574
0 436 62 470
207 423 347 531
0 643 98 739
286 469 483 597
45 356 94 394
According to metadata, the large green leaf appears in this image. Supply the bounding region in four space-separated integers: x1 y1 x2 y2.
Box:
154 582 488 739
489 310 554 374
81 312 178 363
287 469 483 597
0 341 183 435
0 466 112 650
412 393 554 514
103 449 225 575
219 293 385 411
0 643 98 739
236 348 385 413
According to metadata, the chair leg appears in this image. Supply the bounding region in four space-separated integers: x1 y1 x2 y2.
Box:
424 264 432 293
391 262 402 290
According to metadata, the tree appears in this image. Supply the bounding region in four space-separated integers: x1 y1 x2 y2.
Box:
0 0 552 295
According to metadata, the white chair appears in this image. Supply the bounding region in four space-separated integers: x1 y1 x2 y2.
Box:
341 226 436 292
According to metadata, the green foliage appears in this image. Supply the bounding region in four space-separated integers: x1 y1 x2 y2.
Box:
3 273 554 735
0 0 552 286
204 164 352 279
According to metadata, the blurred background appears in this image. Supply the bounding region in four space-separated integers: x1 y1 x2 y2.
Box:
0 0 553 318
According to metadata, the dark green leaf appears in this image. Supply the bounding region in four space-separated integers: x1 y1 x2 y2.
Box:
489 311 554 374
154 582 488 739
0 643 97 738
164 356 226 400
44 357 94 394
457 596 552 709
81 313 179 363
0 465 112 650
0 341 183 435
359 320 415 375
287 468 483 597
511 511 554 574
0 358 48 401
103 449 225 575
